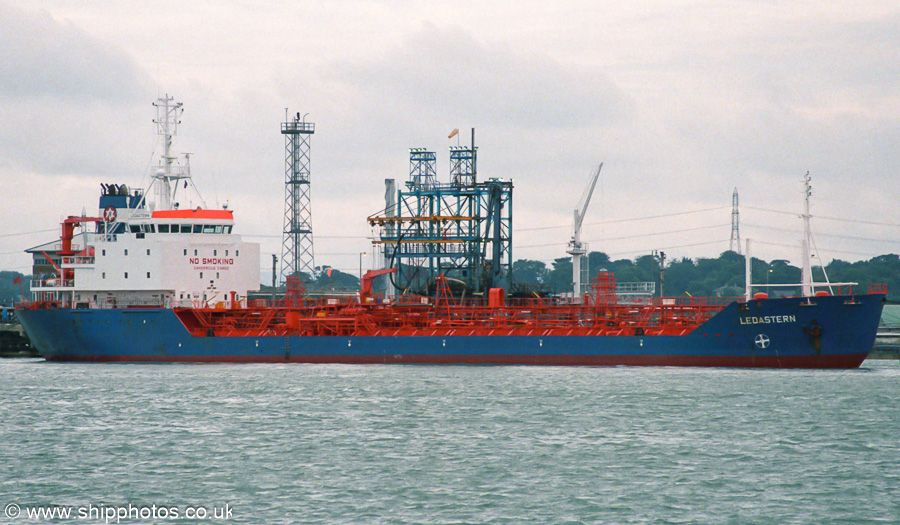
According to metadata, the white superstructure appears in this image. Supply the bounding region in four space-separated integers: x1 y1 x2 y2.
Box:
27 96 260 308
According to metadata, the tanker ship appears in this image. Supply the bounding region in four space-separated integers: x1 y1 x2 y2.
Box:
16 96 886 367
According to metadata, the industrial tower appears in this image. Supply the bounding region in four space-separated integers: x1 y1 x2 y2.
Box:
280 112 316 284
730 187 741 254
369 131 513 296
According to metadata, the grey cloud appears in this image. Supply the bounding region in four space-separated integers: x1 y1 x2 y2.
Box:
329 24 632 129
0 1 148 101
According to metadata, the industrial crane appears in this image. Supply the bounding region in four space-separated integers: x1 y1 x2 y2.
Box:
566 163 602 301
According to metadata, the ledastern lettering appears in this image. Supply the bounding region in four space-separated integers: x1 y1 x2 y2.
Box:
739 315 797 325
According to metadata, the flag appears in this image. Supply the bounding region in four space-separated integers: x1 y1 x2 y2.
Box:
12 276 21 284
327 268 332 278
448 128 458 139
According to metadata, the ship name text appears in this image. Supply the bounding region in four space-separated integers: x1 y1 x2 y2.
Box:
739 315 796 325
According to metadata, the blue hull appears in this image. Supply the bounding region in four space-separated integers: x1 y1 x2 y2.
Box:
17 294 884 368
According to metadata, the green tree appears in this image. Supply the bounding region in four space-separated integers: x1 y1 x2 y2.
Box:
665 257 700 298
512 259 548 285
0 272 29 305
309 266 359 292
587 251 612 272
547 257 573 293
692 251 745 297
821 254 900 298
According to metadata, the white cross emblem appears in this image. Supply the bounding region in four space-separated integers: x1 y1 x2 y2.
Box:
754 334 770 349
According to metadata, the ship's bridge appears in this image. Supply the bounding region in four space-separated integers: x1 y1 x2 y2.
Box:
148 209 234 234
97 208 236 237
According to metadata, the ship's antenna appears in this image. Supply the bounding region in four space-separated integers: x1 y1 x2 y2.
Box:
801 173 834 295
149 94 193 211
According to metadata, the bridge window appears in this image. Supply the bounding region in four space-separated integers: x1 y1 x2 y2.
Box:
181 225 192 233
214 225 224 234
203 225 215 234
225 225 233 234
193 225 202 234
159 224 169 233
127 224 153 234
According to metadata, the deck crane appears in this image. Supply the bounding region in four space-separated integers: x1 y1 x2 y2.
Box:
566 163 602 301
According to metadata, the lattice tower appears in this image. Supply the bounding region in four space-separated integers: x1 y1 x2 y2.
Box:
280 112 316 284
730 187 741 254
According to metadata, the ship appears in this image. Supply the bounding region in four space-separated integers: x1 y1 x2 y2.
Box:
16 96 886 368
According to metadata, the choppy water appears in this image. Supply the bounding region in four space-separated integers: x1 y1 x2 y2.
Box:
1 359 899 524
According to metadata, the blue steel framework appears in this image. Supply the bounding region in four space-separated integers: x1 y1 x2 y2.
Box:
280 113 315 284
370 146 513 295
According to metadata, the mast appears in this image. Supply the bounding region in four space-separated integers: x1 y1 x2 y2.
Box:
744 238 752 301
800 172 813 297
150 95 192 211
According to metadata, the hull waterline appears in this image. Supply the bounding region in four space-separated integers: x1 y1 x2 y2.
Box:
17 293 884 369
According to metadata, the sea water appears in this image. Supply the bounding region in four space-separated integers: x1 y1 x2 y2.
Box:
1 359 898 524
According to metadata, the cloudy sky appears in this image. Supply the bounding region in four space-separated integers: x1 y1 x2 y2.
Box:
1 0 897 280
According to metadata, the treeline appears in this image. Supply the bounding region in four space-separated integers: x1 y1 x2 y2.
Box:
259 266 361 295
512 251 900 301
3 252 898 304
0 271 28 306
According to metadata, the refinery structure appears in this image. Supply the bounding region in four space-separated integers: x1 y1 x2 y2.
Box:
368 131 513 297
